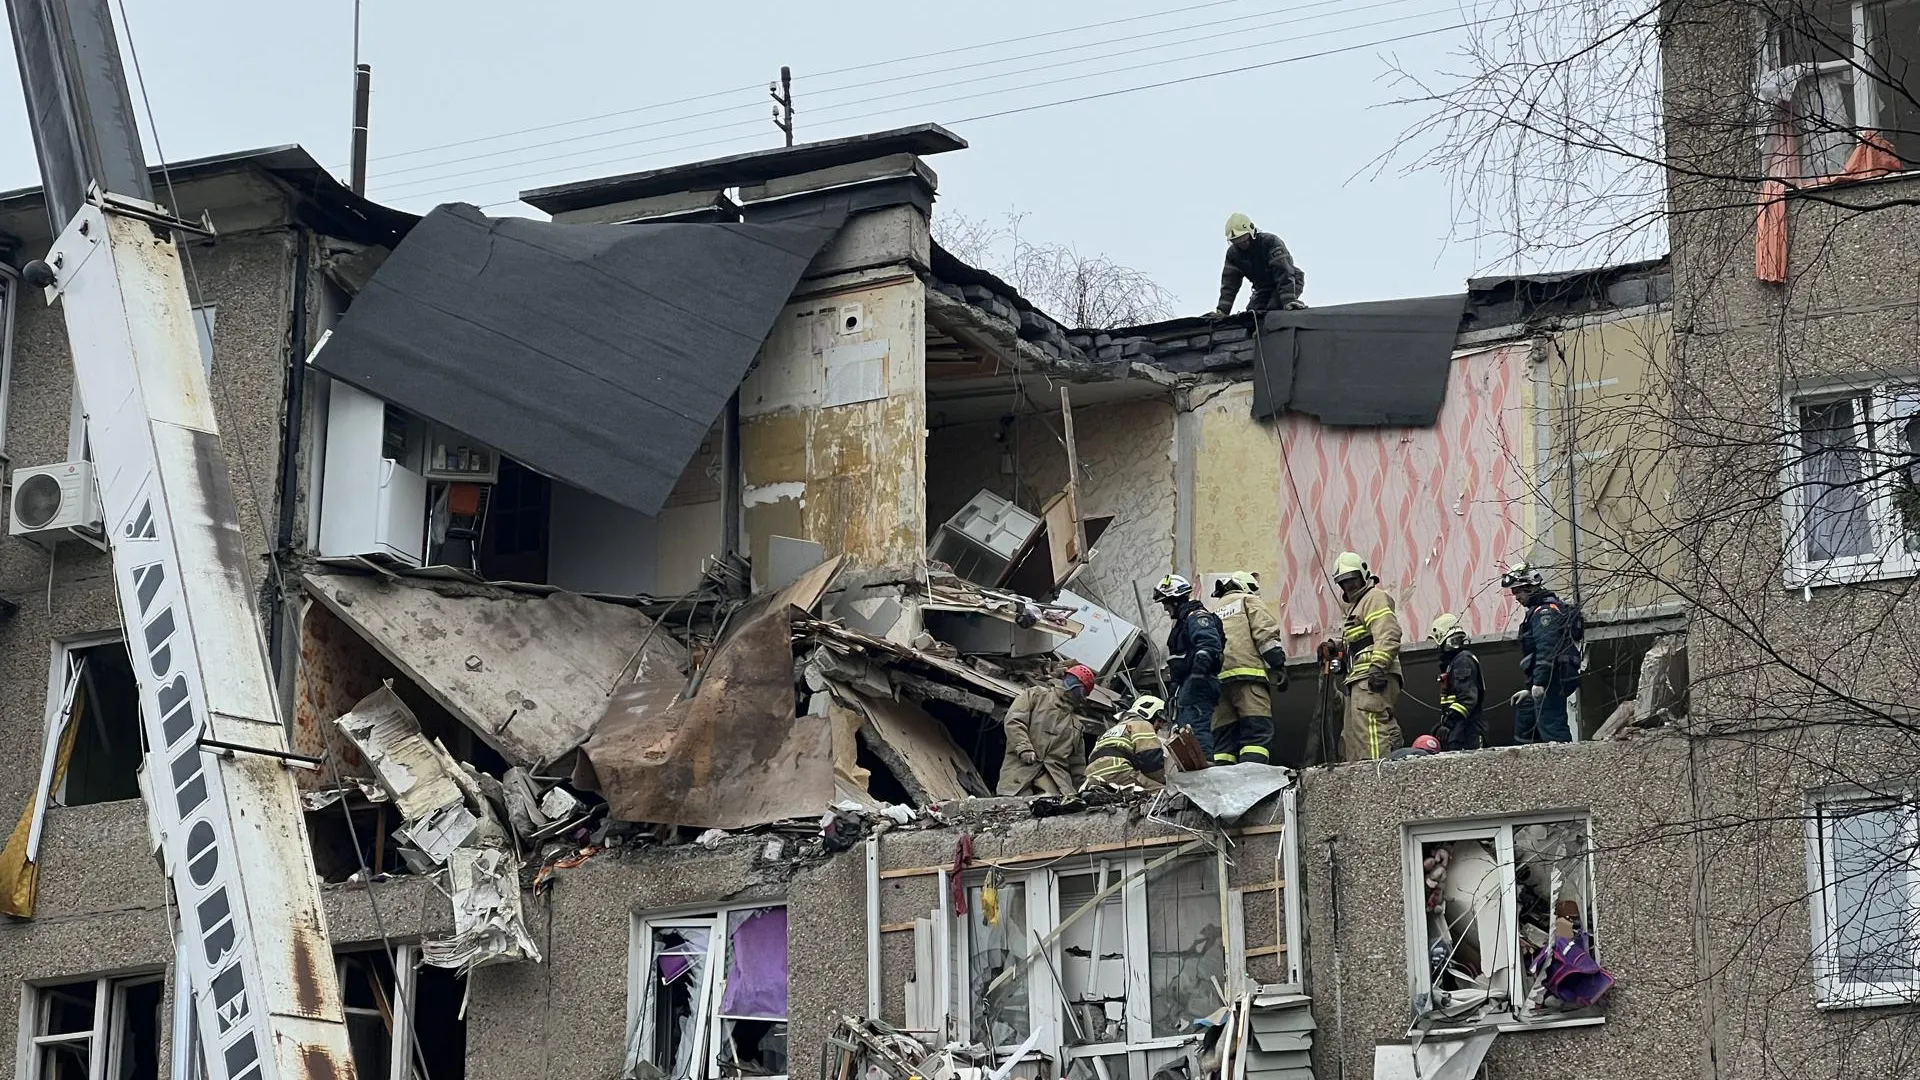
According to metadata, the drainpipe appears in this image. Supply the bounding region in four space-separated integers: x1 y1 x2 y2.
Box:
266 229 313 704
722 390 742 558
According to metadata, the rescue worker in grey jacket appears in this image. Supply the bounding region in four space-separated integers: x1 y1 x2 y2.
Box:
996 664 1096 796
1211 212 1307 316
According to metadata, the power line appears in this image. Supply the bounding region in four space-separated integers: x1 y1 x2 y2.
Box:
379 1 1466 198
428 8 1490 208
371 0 1367 184
355 0 1258 167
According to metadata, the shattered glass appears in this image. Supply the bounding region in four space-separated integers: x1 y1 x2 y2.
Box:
1057 870 1127 1045
967 881 1032 1047
1513 821 1599 1019
646 927 711 1080
1145 857 1224 1037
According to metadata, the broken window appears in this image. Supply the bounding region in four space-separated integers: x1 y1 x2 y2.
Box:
949 854 1228 1080
22 973 163 1080
1405 817 1605 1029
1809 796 1920 1006
628 906 789 1080
43 638 145 807
1768 1 1920 174
335 945 468 1080
1786 386 1920 584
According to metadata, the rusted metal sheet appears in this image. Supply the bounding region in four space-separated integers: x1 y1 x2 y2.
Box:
291 601 381 792
303 572 687 767
576 599 833 828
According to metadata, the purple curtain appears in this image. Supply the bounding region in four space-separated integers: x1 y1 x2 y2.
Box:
720 908 789 1018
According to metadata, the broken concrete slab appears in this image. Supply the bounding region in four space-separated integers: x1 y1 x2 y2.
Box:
304 571 688 767
840 688 987 803
333 683 468 821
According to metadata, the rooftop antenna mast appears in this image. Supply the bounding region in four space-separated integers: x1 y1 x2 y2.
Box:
770 65 793 146
349 0 370 194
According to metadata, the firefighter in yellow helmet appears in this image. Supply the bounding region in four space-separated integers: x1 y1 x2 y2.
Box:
1207 571 1288 764
1083 696 1170 791
1210 213 1307 317
1331 552 1404 760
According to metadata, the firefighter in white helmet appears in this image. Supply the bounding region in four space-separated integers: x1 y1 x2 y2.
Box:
1153 574 1226 761
1083 696 1170 791
1210 212 1307 317
1429 613 1486 751
1331 552 1404 760
1207 571 1288 765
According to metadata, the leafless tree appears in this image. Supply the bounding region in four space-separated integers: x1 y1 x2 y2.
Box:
932 209 1175 329
1368 2 1920 1075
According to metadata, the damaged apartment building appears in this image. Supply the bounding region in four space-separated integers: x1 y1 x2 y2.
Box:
0 119 1730 1080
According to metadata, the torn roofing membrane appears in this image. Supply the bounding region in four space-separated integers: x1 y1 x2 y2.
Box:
1249 294 1467 426
311 201 846 515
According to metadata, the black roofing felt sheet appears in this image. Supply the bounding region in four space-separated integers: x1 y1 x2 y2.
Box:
313 201 844 514
1249 294 1468 427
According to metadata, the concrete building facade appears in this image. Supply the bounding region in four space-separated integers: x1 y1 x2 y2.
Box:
0 119 1736 1080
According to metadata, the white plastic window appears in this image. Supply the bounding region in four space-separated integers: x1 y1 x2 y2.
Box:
1766 1 1920 175
19 974 163 1080
949 855 1227 1080
1807 796 1920 1007
1784 385 1920 585
1402 816 1600 1029
627 906 789 1080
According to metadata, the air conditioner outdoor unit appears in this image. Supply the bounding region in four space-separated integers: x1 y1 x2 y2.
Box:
10 460 104 543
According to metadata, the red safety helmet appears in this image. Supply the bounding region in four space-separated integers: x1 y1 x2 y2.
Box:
1065 664 1097 693
1412 734 1441 753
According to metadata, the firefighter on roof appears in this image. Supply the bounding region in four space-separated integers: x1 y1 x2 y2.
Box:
1210 212 1307 317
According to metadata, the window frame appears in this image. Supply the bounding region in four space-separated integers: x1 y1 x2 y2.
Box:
334 943 421 1080
1804 791 1920 1008
947 852 1233 1080
1399 812 1604 1034
1781 381 1920 586
626 903 790 1080
1762 0 1916 177
15 971 165 1080
44 632 141 808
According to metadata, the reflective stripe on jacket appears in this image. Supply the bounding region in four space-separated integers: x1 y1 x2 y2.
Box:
1213 592 1285 682
1084 718 1165 788
1340 584 1403 685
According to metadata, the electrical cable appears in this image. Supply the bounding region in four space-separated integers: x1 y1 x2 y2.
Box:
380 0 1469 197
354 0 1260 168
411 7 1515 208
373 0 1426 185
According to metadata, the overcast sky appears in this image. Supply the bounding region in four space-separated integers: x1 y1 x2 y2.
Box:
0 0 1512 312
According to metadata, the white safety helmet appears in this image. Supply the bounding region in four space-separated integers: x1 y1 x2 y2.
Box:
1152 574 1194 603
1429 613 1467 647
1127 695 1168 723
1212 570 1261 597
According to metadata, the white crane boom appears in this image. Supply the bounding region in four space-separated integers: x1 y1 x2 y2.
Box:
5 4 361 1080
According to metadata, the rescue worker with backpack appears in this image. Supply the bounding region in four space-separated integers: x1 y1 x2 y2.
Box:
997 663 1096 795
1429 613 1486 751
1504 563 1584 743
1083 695 1170 791
1332 552 1404 761
1209 571 1289 764
1153 574 1226 760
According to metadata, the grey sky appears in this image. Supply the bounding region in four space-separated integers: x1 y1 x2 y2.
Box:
0 0 1499 313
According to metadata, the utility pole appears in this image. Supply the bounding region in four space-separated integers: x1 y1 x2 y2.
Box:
349 0 369 194
349 63 371 195
770 65 793 146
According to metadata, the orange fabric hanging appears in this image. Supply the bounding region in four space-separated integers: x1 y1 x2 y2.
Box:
1758 124 1906 284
